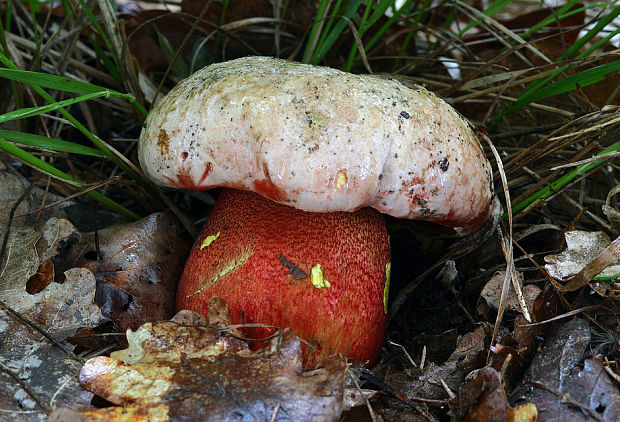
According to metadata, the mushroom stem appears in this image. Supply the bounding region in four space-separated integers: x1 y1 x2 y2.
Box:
177 189 391 366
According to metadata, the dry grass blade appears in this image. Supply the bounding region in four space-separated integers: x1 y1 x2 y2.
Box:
6 33 117 85
521 305 604 327
546 108 620 143
346 367 378 422
551 151 620 170
456 0 552 65
151 1 214 105
502 106 620 177
480 133 523 363
343 16 372 73
95 0 123 61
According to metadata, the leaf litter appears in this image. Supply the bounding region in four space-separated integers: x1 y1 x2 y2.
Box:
76 297 347 422
0 184 189 420
512 318 620 421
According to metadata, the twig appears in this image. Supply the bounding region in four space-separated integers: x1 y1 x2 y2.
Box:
0 300 84 363
604 358 620 385
347 367 377 422
439 378 455 400
499 353 512 381
531 382 605 422
269 402 281 422
359 370 443 421
387 341 417 367
49 375 75 408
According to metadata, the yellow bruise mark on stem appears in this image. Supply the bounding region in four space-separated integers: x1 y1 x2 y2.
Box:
187 250 252 298
200 232 220 250
311 264 330 288
383 262 391 314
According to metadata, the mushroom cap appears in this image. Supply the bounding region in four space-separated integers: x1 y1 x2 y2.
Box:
139 56 493 234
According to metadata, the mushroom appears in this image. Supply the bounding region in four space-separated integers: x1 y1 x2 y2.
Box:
138 56 493 366
177 188 390 365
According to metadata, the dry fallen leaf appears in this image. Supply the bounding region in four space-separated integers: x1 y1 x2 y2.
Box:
519 317 590 394
509 317 620 421
27 268 105 339
0 222 104 339
513 354 620 421
0 170 32 230
0 226 102 420
545 231 620 281
0 227 40 306
0 164 73 232
399 325 489 400
0 207 189 419
0 304 92 421
33 217 82 284
479 271 541 315
48 213 190 332
79 297 346 422
602 185 620 234
453 367 537 422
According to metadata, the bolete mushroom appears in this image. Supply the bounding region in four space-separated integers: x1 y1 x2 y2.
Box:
138 56 493 366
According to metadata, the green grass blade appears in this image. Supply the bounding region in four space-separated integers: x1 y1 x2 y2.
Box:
367 0 413 47
392 0 426 72
76 0 115 55
64 0 122 84
28 0 41 70
88 38 123 84
508 140 620 216
493 4 619 123
0 68 111 94
215 0 230 48
519 0 582 40
579 28 620 58
346 0 414 71
456 0 514 37
0 130 107 158
362 0 394 33
357 0 375 35
0 138 139 220
0 18 23 116
0 52 147 117
494 28 620 123
302 0 332 63
314 0 345 55
3 0 12 30
563 4 620 59
312 0 364 64
0 51 146 177
494 61 620 122
0 92 112 124
156 29 190 79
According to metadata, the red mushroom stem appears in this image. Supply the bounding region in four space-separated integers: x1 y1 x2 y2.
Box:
177 189 391 366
